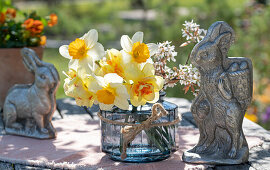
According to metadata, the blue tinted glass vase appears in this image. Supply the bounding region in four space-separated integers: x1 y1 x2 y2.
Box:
100 92 179 162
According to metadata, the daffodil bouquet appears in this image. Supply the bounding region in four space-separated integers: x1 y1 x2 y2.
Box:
60 30 163 111
60 20 205 110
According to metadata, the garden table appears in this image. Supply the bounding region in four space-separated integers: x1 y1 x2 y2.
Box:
0 98 270 170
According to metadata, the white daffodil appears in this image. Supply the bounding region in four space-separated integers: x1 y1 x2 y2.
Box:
59 29 105 78
120 32 158 65
89 73 129 111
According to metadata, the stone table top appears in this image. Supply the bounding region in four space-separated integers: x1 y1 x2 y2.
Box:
0 97 270 170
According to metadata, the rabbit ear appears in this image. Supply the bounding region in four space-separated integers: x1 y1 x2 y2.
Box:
21 48 38 74
214 32 232 56
48 64 60 85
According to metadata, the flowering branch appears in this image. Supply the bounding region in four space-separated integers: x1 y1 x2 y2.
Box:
153 20 206 96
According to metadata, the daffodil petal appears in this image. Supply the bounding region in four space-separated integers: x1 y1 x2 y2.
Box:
99 103 114 111
142 63 155 77
82 29 98 48
59 45 72 59
130 96 146 107
68 59 79 71
148 91 160 103
77 56 96 79
115 85 129 98
87 42 105 61
123 63 142 80
114 96 129 110
147 43 158 56
132 31 143 44
104 73 123 84
144 91 155 101
121 50 132 64
94 75 107 88
120 35 133 52
155 76 164 91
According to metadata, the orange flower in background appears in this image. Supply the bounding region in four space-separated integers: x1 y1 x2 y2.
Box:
32 20 44 34
23 18 44 35
6 8 16 18
48 13 58 27
245 113 258 123
0 12 5 24
40 35 47 46
23 18 34 29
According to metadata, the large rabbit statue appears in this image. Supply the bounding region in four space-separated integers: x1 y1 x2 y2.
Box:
3 48 60 139
182 21 252 164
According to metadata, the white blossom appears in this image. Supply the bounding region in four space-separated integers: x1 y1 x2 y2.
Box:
181 20 207 43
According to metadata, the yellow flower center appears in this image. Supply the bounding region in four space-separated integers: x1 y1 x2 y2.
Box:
68 38 88 59
134 82 153 96
131 42 150 63
96 86 116 104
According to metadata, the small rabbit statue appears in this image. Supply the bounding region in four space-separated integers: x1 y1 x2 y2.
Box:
182 21 252 164
3 48 60 139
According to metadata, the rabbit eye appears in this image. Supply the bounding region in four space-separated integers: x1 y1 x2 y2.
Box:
40 74 46 79
200 51 208 58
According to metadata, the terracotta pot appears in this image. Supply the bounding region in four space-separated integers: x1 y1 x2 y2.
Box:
0 47 43 107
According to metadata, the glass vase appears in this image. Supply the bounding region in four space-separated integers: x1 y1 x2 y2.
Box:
100 92 179 162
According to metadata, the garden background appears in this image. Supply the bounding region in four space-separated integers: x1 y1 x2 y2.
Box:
1 0 270 129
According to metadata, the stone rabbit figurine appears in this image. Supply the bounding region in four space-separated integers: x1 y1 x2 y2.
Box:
3 48 60 139
182 21 252 164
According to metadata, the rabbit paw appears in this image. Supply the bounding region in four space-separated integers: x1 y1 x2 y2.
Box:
40 128 49 134
218 79 224 89
228 147 237 158
189 146 198 153
10 122 23 129
195 145 207 153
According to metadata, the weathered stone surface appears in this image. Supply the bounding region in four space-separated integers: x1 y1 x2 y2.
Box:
0 161 13 170
15 164 50 170
249 141 270 170
213 164 254 170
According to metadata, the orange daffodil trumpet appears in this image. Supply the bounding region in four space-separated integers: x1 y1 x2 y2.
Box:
127 63 164 106
60 30 164 111
90 73 129 111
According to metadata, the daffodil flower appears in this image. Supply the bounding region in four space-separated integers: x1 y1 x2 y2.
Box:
127 63 164 106
89 73 129 111
100 49 125 78
63 69 96 107
59 29 105 78
120 32 158 65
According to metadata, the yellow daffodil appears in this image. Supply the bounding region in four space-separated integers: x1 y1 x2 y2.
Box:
89 73 129 111
63 69 96 107
100 49 125 78
120 32 158 64
127 63 164 106
59 29 105 78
